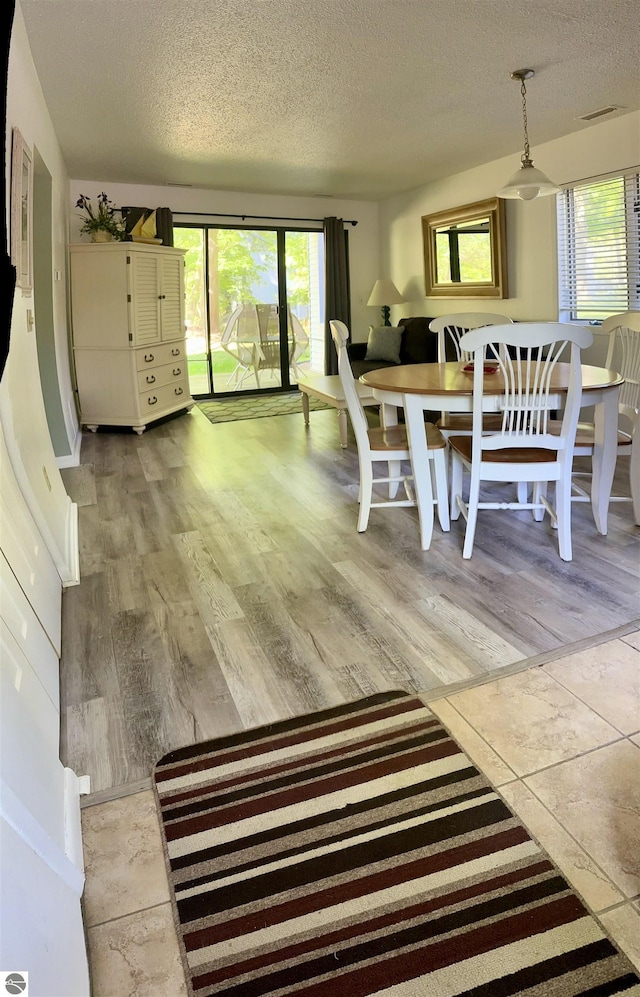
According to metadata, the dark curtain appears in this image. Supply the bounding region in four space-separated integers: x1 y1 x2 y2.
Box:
155 208 174 247
323 216 351 375
1 0 17 384
121 206 174 246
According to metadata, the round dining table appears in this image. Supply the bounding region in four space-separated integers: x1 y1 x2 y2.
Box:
360 361 624 547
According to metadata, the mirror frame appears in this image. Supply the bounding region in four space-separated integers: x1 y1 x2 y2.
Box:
422 197 508 299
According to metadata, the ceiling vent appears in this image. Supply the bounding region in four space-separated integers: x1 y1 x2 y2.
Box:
165 181 193 187
578 106 620 122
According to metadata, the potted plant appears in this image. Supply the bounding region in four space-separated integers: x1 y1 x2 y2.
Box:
76 192 125 242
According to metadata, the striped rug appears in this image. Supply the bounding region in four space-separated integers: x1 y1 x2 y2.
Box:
154 691 639 997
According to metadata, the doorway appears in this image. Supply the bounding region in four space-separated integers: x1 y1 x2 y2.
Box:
174 225 326 397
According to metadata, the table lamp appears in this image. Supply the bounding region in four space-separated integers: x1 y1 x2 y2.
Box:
367 279 404 326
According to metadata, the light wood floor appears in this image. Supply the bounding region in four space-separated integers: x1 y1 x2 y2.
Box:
61 405 640 794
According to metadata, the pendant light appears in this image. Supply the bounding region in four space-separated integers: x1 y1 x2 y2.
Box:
497 69 560 200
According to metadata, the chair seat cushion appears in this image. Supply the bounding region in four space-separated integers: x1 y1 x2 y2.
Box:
449 435 557 463
548 420 631 447
368 422 446 451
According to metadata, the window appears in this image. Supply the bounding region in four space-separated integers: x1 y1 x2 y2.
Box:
557 169 640 321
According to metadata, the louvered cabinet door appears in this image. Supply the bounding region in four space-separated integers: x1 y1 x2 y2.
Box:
129 250 162 346
159 252 185 342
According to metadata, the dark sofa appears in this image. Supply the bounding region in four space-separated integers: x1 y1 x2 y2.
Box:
347 316 438 378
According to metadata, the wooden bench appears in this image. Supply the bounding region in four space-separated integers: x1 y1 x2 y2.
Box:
297 375 378 448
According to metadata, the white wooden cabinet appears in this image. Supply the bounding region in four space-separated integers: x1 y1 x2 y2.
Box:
70 242 194 433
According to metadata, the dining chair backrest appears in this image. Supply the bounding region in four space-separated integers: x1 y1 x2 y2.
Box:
460 323 594 457
330 320 370 451
601 311 640 430
429 313 513 363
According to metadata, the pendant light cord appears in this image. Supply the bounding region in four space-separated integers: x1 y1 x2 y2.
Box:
520 79 532 165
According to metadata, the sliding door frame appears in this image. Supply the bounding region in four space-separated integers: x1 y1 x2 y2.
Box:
176 220 326 400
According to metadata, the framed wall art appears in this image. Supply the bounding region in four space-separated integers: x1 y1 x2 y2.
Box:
10 127 33 295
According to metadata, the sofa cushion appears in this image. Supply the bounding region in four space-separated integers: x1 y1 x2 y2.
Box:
397 316 438 364
365 325 404 364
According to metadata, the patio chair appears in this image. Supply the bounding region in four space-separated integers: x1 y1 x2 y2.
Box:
220 305 260 388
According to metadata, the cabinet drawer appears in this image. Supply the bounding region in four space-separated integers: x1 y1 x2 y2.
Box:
135 341 185 371
138 379 190 414
137 360 187 392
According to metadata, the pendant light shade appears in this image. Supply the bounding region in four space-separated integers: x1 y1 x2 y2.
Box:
497 70 560 201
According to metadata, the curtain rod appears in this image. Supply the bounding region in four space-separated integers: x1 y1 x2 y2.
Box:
171 210 358 226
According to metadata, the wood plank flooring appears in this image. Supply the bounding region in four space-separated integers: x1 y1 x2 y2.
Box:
61 405 640 793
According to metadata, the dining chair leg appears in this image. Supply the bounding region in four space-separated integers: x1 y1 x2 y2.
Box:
357 461 373 532
462 469 481 559
631 431 640 525
517 481 529 504
387 460 401 498
432 450 450 532
532 481 547 521
450 453 463 521
556 475 573 561
417 475 435 551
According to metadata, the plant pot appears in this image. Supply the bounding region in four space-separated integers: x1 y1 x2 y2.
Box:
91 230 114 243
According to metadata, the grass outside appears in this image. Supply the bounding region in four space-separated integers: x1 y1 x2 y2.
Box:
187 346 311 396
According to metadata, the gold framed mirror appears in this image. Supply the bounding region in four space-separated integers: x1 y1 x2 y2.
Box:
422 197 507 298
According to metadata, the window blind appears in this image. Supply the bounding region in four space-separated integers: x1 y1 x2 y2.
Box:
557 170 640 321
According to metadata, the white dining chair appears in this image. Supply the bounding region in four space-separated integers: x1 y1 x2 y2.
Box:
428 313 513 439
429 313 514 365
429 312 531 501
449 322 593 560
330 320 449 549
550 311 640 523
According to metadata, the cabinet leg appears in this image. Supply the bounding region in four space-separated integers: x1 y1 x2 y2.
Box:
133 426 146 435
85 425 99 433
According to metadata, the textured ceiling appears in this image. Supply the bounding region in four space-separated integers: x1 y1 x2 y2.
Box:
19 0 640 199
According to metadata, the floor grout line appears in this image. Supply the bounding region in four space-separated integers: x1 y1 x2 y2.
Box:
86 898 171 931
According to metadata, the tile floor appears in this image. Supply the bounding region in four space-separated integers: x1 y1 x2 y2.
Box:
81 632 640 995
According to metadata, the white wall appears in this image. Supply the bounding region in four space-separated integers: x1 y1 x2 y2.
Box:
69 179 381 342
379 111 640 343
2 5 88 994
5 3 79 583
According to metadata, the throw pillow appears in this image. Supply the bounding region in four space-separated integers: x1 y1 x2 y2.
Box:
365 325 404 364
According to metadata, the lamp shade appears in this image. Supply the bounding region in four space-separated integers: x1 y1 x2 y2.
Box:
497 163 561 200
367 279 404 307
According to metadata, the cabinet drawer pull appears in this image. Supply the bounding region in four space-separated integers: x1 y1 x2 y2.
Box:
146 375 156 384
148 396 158 406
174 387 184 396
144 353 155 363
171 348 180 356
172 367 182 376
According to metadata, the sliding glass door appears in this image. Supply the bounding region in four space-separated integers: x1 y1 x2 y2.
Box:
175 224 325 397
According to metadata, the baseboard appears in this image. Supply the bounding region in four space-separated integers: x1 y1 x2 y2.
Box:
1 777 85 896
61 497 80 588
56 429 82 469
64 767 86 875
